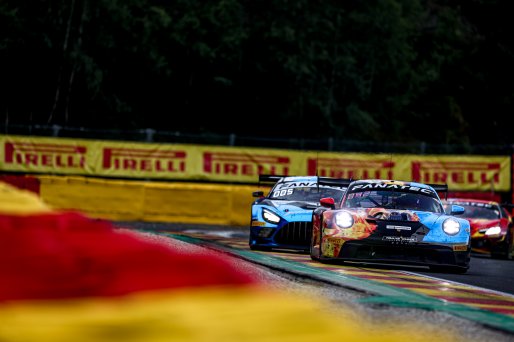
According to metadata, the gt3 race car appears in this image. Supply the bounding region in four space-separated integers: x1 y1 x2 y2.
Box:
310 179 471 273
249 175 348 252
445 198 513 259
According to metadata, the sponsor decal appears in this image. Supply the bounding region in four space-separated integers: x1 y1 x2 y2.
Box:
449 201 495 209
350 182 435 195
382 236 417 243
386 225 412 231
452 244 469 251
276 182 318 189
102 148 186 173
274 182 345 190
412 161 501 185
4 141 86 169
251 221 266 227
307 158 394 179
322 237 345 258
203 152 290 176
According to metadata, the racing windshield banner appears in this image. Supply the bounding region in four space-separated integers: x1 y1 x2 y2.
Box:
0 135 510 191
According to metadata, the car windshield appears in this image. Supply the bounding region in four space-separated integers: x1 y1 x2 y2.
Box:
342 188 443 213
269 184 345 202
454 203 500 220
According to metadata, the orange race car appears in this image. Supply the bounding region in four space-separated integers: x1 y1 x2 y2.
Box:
445 198 513 259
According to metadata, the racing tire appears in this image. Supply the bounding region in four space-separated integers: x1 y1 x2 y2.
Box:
310 215 322 261
491 230 513 260
249 245 272 252
429 265 468 274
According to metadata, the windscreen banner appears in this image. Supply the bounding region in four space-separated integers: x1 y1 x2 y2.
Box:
0 135 510 191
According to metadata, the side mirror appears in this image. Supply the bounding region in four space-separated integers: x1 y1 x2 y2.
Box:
252 191 264 198
320 197 335 209
450 205 465 215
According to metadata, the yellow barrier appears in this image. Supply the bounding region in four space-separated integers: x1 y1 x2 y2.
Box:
0 181 51 214
37 175 268 226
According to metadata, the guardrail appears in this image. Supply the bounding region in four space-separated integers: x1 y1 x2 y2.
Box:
2 124 513 155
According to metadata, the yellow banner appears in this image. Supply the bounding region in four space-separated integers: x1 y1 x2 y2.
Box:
0 135 510 191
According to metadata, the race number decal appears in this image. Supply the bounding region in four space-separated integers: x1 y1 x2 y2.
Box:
272 188 294 197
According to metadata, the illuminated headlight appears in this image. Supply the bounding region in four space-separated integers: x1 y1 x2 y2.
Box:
485 226 502 236
443 218 460 236
335 211 354 228
262 208 280 224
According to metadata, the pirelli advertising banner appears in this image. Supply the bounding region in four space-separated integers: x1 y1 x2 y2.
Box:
0 135 510 191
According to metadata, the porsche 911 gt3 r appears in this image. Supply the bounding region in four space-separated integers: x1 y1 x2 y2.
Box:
446 198 513 259
310 179 471 273
249 175 348 252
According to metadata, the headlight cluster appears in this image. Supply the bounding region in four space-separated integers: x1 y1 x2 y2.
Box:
335 211 354 228
485 226 501 236
443 218 460 236
262 208 280 224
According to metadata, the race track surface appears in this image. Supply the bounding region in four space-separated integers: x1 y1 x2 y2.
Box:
117 221 514 335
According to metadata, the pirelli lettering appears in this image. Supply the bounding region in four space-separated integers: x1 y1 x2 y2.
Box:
0 136 509 190
307 158 394 179
412 161 500 185
4 142 86 168
203 152 290 176
102 148 186 173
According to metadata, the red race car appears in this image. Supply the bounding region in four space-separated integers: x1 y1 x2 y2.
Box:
446 198 513 259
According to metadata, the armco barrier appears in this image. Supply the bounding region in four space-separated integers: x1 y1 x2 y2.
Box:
37 176 267 226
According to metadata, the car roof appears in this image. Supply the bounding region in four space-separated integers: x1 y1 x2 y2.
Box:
279 176 319 183
349 179 434 190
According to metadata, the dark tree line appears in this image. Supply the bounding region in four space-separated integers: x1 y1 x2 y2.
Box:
0 0 512 145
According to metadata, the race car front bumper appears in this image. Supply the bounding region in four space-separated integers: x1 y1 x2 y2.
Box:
328 240 470 268
250 221 313 251
470 235 506 253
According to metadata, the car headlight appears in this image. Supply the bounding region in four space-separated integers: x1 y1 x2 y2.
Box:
335 211 354 228
262 208 280 224
443 218 460 236
485 226 502 236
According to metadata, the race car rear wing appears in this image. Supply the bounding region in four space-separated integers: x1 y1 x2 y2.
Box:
257 174 352 189
317 177 353 188
258 174 288 184
427 183 448 200
501 203 514 209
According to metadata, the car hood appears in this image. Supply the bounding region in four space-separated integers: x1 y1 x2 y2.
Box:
467 218 501 234
333 207 469 243
348 208 456 231
260 199 319 211
358 207 437 222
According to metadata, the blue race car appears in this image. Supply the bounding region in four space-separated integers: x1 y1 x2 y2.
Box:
249 175 348 252
310 179 471 273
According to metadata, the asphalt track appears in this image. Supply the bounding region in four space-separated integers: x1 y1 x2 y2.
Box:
120 221 514 295
416 253 514 295
117 221 514 335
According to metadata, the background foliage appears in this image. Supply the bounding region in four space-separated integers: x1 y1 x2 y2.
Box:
1 0 512 146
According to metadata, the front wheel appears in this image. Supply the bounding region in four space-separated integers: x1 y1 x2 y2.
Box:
429 265 468 274
249 245 272 252
310 216 322 261
491 230 513 260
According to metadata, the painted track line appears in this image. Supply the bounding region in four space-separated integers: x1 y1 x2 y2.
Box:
151 231 514 334
400 270 514 300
